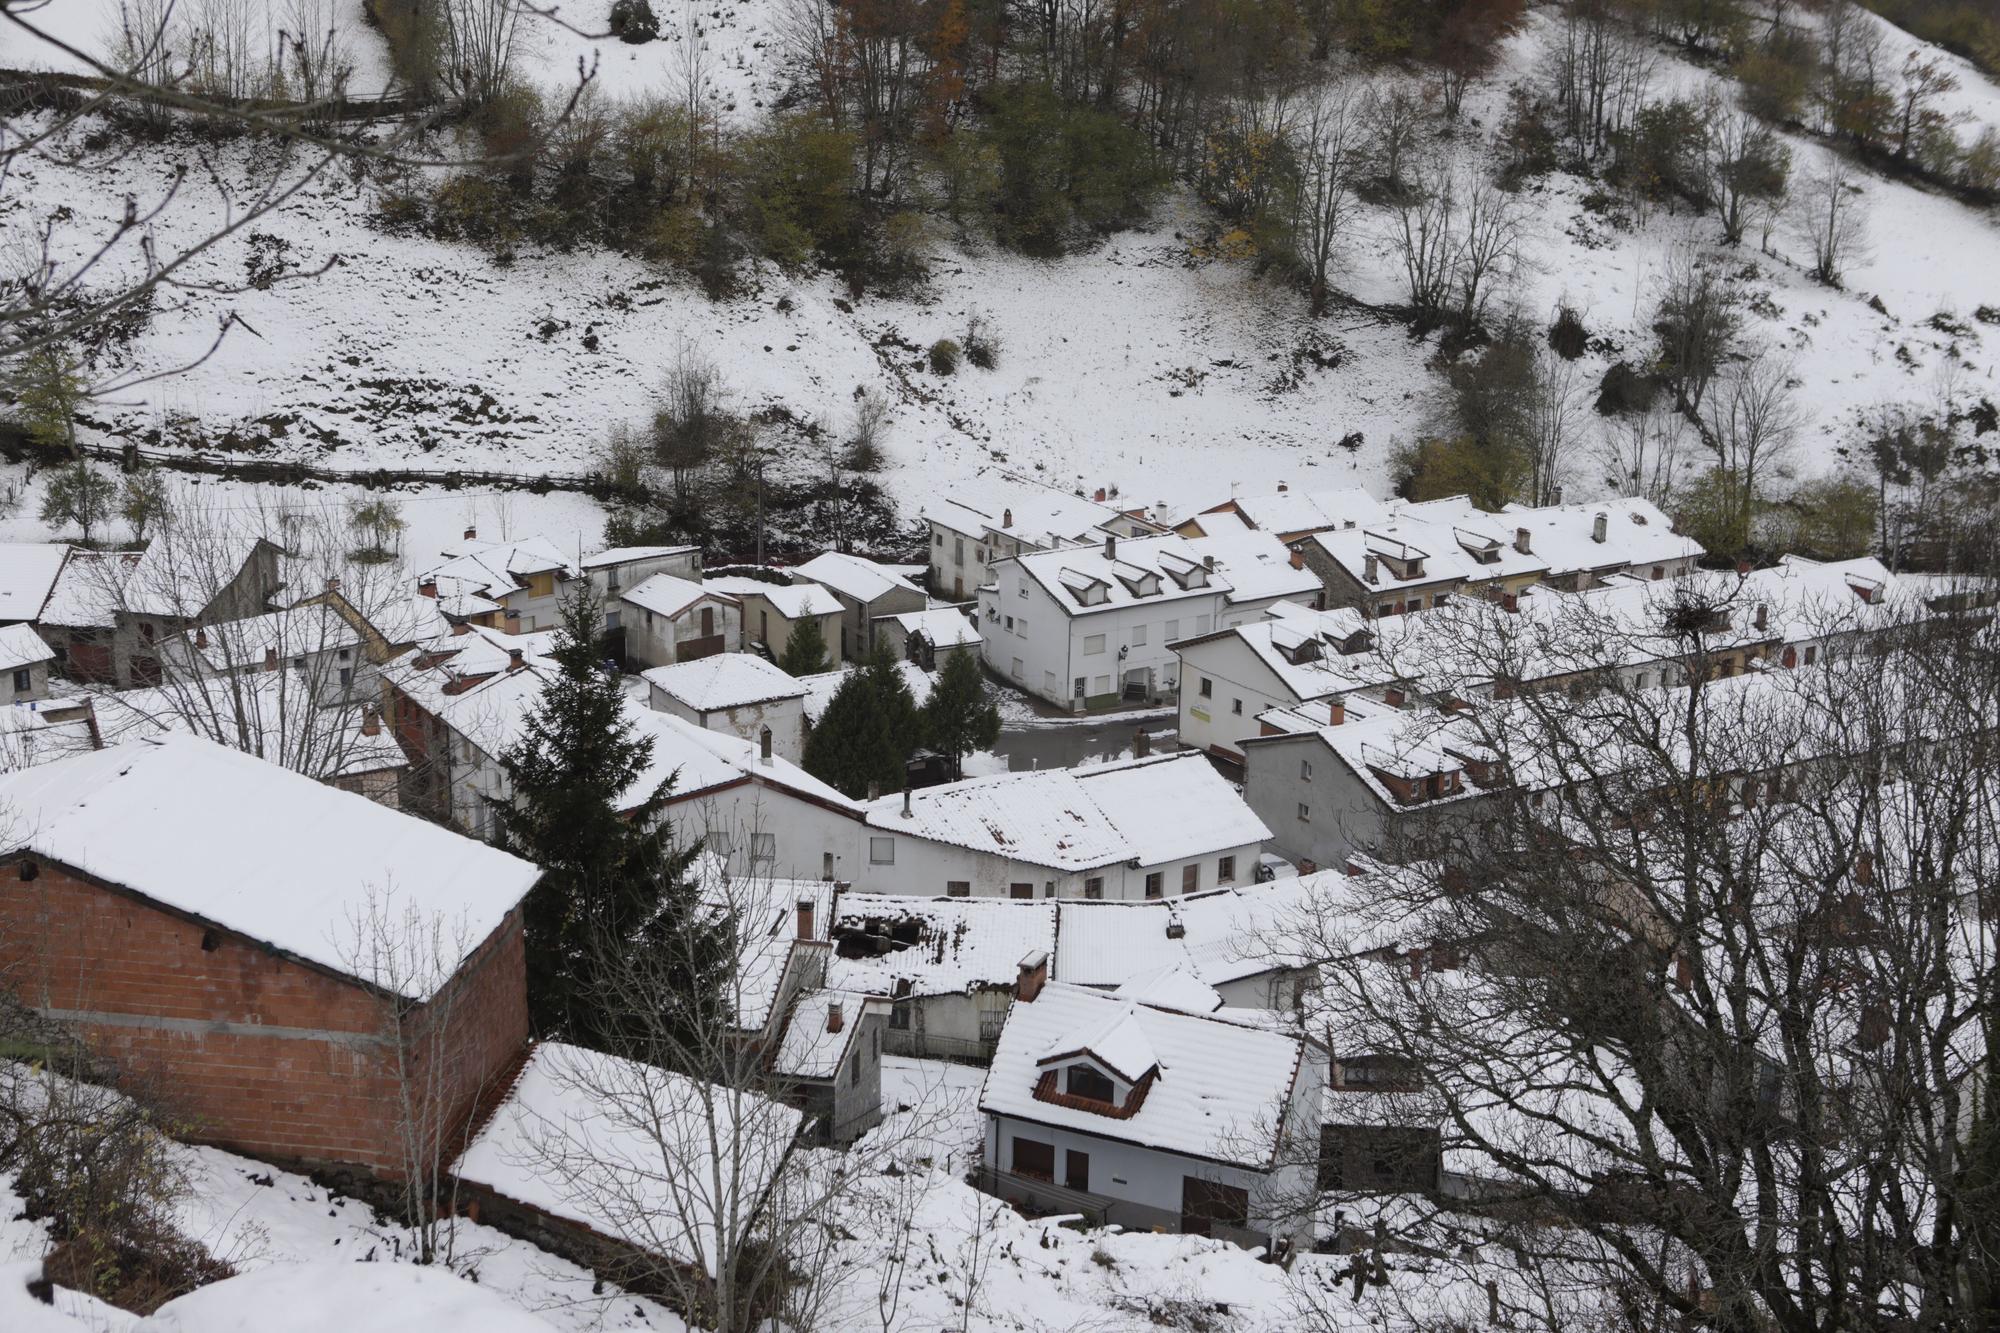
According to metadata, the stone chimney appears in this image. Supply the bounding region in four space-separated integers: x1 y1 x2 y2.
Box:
1591 512 1608 544
796 898 816 941
1383 686 1406 709
1276 481 1289 493
263 646 279 672
1002 508 1013 529
507 648 525 672
1203 554 1215 572
419 578 438 598
867 781 882 802
826 1002 844 1034
463 525 477 541
1501 591 1519 613
1364 551 1379 583
759 726 774 764
1015 950 1048 1003
361 708 381 737
1514 527 1531 555
1289 548 1304 570
1105 534 1117 561
1754 602 1769 632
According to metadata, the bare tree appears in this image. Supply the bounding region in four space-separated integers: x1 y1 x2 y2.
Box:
1285 87 1361 317
1545 0 1654 162
1393 156 1520 330
1360 80 1433 199
1522 346 1585 507
1707 103 1791 247
1702 343 1804 550
1452 171 1521 330
1791 149 1870 287
1602 399 1694 502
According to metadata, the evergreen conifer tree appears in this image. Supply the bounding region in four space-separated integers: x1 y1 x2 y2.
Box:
922 645 1001 779
777 613 829 675
498 585 724 1051
863 634 922 758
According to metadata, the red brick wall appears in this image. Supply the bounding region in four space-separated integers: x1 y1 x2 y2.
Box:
0 858 528 1175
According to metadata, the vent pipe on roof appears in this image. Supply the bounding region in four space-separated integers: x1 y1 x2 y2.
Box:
1105 534 1117 561
1591 513 1608 544
901 785 913 818
1514 527 1531 555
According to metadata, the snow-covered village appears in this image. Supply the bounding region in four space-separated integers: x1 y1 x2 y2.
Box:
2 0 2000 1328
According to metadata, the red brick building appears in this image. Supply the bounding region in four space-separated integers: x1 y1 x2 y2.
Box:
0 734 541 1176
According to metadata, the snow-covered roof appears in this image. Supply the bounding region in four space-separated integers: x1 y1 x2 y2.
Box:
1041 1004 1160 1081
1009 534 1233 614
1173 601 1401 702
1301 523 1475 594
926 475 1132 549
1054 875 1328 988
1111 966 1226 1015
0 623 55 672
791 552 919 605
980 982 1308 1167
829 894 1056 997
37 550 138 629
703 576 842 619
799 661 935 725
581 544 699 569
1182 531 1322 607
121 530 278 619
1063 753 1273 868
642 654 805 713
0 544 70 623
422 535 575 597
772 989 884 1080
1208 486 1385 538
90 679 408 780
0 735 538 998
173 603 363 673
1498 495 1704 575
621 572 727 618
878 606 981 650
453 1041 802 1275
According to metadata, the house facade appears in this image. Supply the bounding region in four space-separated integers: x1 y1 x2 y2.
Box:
790 553 927 660
926 477 1159 601
582 545 702 622
703 576 845 666
0 623 56 704
420 532 579 634
643 654 809 764
619 576 740 670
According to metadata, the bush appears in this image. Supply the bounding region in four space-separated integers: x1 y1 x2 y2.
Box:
1596 361 1662 415
929 339 961 375
430 172 518 246
609 0 660 43
963 312 1000 369
1548 304 1589 360
735 113 861 271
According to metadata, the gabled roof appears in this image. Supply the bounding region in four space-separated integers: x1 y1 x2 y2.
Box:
980 981 1309 1167
621 572 728 618
703 576 842 619
423 536 575 597
1218 486 1384 538
1008 534 1234 615
90 678 407 780
1112 966 1226 1015
0 543 71 622
877 606 981 650
1040 1004 1160 1082
581 544 699 569
1180 531 1322 607
926 472 1142 549
0 623 55 672
38 550 137 629
828 894 1058 997
772 989 884 1080
0 735 538 999
1497 495 1704 574
172 603 362 673
643 653 805 713
791 552 920 605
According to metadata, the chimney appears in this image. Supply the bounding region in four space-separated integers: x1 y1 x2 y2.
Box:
463 525 477 541
1383 686 1406 709
1298 858 1317 875
1277 481 1289 493
1327 696 1346 726
1133 728 1151 758
1591 512 1608 544
1408 949 1424 980
194 626 208 649
504 608 521 631
867 781 882 801
1105 534 1117 561
451 620 471 636
1856 847 1875 886
1203 554 1215 572
419 578 438 599
1364 551 1379 583
1736 558 1752 577
507 648 524 672
1514 527 1531 555
324 576 340 593
361 708 381 737
1002 508 1013 529
1165 918 1186 940
759 726 774 764
1754 602 1769 632
1501 591 1519 613
1093 487 1106 502
901 785 913 818
263 646 279 672
1015 950 1048 1003
796 898 816 941
1289 548 1304 570
826 1002 845 1034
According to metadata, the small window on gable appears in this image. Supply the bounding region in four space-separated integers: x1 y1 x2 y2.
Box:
1298 802 1311 822
1066 1063 1116 1104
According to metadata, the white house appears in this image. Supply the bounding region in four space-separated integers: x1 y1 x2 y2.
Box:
703 576 845 665
0 624 57 704
873 605 981 669
419 531 579 633
1172 602 1398 764
619 575 740 670
790 553 927 660
582 544 702 623
643 653 809 763
925 473 1160 601
0 543 72 625
979 972 1324 1250
1173 485 1385 544
849 752 1269 900
1497 495 1704 590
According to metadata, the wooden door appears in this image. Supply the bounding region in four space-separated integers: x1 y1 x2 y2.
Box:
1063 1149 1091 1191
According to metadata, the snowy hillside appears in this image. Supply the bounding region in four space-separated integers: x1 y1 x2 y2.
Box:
7 0 1998 535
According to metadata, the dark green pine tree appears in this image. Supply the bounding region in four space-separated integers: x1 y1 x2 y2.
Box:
922 646 1001 780
863 634 923 758
777 614 829 675
497 584 722 1051
801 636 923 799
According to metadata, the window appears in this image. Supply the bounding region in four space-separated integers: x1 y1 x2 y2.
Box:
1218 855 1236 882
946 880 971 897
750 833 776 864
1018 583 1029 598
849 1053 861 1087
338 666 354 689
1145 872 1164 899
1297 802 1311 822
1195 615 1212 634
139 622 154 643
1084 634 1107 655
1300 759 1313 781
1083 876 1104 900
954 537 965 562
1012 1137 1054 1181
1231 698 1243 715
1804 645 1819 665
935 531 944 547
890 1002 912 1030
1092 675 1110 695
1165 619 1180 641
1011 657 1024 679
1198 678 1213 698
1004 615 1014 631
10 669 27 693
1066 1064 1116 1104
1130 625 1148 647
1015 619 1026 639
869 837 896 865
1009 882 1035 900
1181 863 1199 894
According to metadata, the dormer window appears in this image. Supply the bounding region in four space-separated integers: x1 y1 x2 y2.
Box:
1065 1064 1115 1104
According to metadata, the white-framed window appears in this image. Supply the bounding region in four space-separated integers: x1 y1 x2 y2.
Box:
750 833 776 863
1016 619 1027 638
1083 877 1104 900
1012 657 1024 679
869 837 896 864
1084 634 1106 655
1195 615 1212 635
1301 759 1313 781
1218 855 1236 882
1092 675 1110 694
1232 698 1243 715
1130 625 1148 647
1018 583 1029 598
1165 619 1180 641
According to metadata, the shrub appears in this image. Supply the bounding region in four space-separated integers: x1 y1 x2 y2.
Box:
1548 304 1589 360
430 173 518 247
609 0 660 43
963 312 1000 369
929 339 961 375
1596 361 1661 415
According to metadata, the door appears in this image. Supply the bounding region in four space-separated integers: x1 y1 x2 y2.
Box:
1180 1177 1249 1238
700 606 714 637
1064 1149 1091 1192
1012 1137 1054 1181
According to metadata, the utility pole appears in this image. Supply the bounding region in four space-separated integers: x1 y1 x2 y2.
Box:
755 459 765 569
